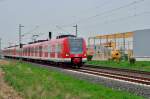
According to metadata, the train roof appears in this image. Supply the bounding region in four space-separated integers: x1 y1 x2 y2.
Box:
56 35 76 39
28 39 49 44
4 35 84 49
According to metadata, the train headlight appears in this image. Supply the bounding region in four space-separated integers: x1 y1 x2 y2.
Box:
66 53 69 57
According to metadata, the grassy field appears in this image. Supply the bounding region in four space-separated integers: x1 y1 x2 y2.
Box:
86 60 150 72
0 61 145 99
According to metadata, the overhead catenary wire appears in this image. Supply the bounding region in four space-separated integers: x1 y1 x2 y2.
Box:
23 0 146 39
61 0 146 27
87 0 145 19
8 0 149 46
74 0 111 15
82 11 150 28
22 26 39 37
36 25 72 38
56 25 70 33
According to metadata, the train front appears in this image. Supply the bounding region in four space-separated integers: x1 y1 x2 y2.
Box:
68 37 87 67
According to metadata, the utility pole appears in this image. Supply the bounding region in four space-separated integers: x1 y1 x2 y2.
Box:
19 24 24 48
19 24 24 60
73 24 78 37
32 35 39 42
0 38 2 59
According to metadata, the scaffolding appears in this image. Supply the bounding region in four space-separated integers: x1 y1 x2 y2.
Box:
88 32 133 60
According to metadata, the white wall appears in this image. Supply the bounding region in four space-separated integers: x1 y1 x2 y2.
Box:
133 29 150 61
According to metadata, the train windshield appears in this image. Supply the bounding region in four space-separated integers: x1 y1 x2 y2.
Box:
69 38 83 54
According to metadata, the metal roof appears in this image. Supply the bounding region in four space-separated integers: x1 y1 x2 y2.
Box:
89 32 133 39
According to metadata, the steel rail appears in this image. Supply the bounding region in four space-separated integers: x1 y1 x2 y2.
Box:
77 67 150 85
84 64 150 75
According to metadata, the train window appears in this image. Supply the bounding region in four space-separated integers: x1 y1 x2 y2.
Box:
32 47 34 53
31 47 32 53
30 48 32 53
27 48 30 55
25 48 27 54
43 46 46 53
56 43 61 53
51 45 55 52
44 46 46 52
28 48 30 54
34 47 36 53
69 38 83 54
31 48 32 53
48 45 51 53
36 47 38 53
42 46 44 52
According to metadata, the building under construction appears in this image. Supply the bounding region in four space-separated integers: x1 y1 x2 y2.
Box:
88 29 150 61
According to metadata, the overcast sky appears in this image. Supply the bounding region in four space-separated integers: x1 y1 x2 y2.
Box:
0 0 150 48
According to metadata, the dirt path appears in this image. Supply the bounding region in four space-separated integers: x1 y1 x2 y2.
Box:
0 60 23 99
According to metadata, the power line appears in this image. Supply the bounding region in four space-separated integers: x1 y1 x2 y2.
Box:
89 0 144 18
106 11 150 24
56 25 70 33
60 0 112 27
22 26 39 37
82 11 150 28
25 0 146 39
62 0 146 27
8 0 148 45
75 0 111 14
36 25 72 37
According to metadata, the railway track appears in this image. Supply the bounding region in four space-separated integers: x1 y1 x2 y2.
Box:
36 62 150 86
76 66 150 85
84 64 150 75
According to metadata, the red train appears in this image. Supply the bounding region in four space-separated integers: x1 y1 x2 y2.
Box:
3 35 87 67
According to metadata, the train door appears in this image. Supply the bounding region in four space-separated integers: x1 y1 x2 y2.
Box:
14 48 16 56
48 44 51 58
39 46 42 57
55 43 58 59
35 46 37 57
45 45 48 58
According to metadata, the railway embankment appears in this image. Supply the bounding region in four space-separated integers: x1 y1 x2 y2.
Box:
0 60 146 99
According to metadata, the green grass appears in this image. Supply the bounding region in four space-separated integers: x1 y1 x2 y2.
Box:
86 60 150 72
0 61 145 99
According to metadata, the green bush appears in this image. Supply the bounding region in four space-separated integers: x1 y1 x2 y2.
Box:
121 54 128 61
129 58 136 64
87 55 93 61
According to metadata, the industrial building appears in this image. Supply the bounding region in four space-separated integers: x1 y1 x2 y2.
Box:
88 29 150 61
